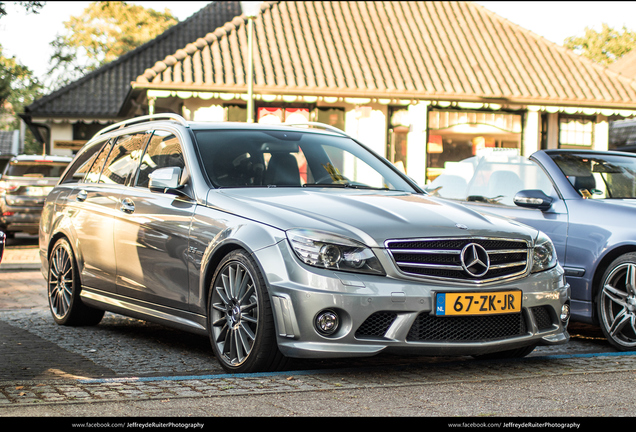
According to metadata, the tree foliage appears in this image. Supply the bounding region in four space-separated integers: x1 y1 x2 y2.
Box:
0 1 44 19
0 46 42 114
564 24 636 66
47 1 178 89
0 45 44 153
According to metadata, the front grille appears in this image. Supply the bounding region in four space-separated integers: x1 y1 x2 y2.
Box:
531 306 555 331
355 312 398 338
386 237 529 283
406 312 527 342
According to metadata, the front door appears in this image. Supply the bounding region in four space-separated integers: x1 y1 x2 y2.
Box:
113 130 194 309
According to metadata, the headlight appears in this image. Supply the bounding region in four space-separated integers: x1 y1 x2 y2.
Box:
287 229 385 275
531 231 557 273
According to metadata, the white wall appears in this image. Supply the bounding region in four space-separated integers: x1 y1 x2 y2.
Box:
50 123 74 156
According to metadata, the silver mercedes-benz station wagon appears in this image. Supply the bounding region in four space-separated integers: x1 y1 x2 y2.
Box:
39 114 570 373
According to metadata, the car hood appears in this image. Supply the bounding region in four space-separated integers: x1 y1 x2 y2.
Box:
207 188 538 247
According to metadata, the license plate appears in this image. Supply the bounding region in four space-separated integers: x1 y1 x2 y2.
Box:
25 187 52 196
435 291 521 316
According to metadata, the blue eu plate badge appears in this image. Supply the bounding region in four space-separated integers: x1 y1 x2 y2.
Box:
436 293 446 315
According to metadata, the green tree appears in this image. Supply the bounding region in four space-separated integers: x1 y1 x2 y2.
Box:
564 24 636 66
0 45 44 153
47 1 178 90
0 1 44 18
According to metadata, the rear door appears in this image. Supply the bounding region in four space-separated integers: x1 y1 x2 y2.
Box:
63 139 121 293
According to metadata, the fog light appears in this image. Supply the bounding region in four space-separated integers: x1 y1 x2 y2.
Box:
560 303 570 323
315 310 339 336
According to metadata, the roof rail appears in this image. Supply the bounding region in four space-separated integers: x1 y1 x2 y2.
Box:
95 113 189 137
284 121 351 138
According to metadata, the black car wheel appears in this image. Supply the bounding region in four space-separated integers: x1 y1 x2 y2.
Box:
597 253 636 350
48 238 104 326
208 250 289 373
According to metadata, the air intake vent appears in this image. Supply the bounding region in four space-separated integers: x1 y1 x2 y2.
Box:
406 312 527 342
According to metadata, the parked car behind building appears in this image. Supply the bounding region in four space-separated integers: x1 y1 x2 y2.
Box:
0 154 72 237
40 114 570 373
426 149 636 350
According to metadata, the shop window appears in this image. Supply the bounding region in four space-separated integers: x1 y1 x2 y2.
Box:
316 107 345 131
387 108 409 173
559 115 593 147
73 121 109 141
225 104 247 122
426 109 522 182
257 107 309 124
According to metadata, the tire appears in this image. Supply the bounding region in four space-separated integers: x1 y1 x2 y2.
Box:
473 344 537 360
48 238 104 326
597 252 636 350
207 250 289 373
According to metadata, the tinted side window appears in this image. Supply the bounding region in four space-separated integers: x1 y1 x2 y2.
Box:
84 140 114 184
465 159 555 206
427 155 556 206
60 141 108 184
135 131 185 188
100 132 151 185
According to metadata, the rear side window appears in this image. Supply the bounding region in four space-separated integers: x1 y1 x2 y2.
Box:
60 140 109 184
84 140 114 184
6 161 69 178
100 132 151 185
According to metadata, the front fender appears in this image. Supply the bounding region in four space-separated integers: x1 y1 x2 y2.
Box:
188 210 285 315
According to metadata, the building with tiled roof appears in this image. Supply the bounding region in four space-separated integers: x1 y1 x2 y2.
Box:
21 1 242 150
23 1 636 185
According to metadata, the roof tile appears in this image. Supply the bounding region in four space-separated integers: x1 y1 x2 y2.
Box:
26 1 243 118
134 0 635 107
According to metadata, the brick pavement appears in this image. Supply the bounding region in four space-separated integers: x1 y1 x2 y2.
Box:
0 239 40 271
2 240 635 410
1 348 635 407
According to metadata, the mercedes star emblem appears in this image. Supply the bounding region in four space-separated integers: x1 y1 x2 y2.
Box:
460 243 490 277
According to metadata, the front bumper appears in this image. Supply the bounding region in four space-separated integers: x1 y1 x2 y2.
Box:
256 241 570 359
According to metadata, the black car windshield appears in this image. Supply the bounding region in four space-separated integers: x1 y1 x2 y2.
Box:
549 152 636 199
193 129 417 192
5 161 69 178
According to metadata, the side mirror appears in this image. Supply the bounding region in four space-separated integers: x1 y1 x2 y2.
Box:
149 167 182 193
513 189 553 211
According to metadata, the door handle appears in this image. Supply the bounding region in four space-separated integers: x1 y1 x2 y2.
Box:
76 190 87 202
120 197 135 214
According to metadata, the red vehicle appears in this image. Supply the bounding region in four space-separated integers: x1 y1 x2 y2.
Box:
0 231 5 263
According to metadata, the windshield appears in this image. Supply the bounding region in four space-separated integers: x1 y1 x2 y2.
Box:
549 152 636 199
5 161 69 178
192 129 417 192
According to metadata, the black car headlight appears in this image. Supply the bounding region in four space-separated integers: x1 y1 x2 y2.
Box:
531 231 557 273
287 229 385 275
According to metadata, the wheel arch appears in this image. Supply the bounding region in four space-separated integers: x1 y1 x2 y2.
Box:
201 241 248 310
591 244 636 321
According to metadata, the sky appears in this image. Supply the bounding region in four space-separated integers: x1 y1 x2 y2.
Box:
2 1 636 82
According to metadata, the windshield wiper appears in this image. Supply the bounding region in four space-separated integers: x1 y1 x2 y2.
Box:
303 183 390 191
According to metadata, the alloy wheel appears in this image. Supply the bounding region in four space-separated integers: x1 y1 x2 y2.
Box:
48 243 74 320
210 261 259 367
599 261 636 349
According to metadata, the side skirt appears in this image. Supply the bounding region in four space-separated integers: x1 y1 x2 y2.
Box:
80 287 208 336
